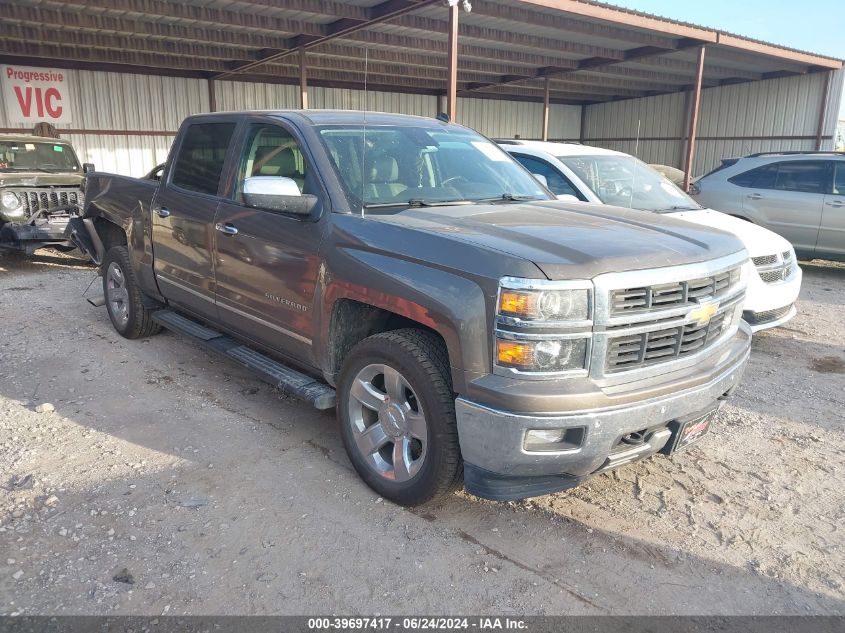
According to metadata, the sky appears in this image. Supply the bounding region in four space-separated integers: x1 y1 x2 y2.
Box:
605 0 845 118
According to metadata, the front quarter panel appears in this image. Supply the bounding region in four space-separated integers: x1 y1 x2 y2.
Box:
321 248 489 392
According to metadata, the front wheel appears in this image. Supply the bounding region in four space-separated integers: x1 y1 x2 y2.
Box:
102 245 162 339
337 329 463 506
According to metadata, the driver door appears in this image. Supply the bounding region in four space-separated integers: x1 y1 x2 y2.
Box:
213 120 327 366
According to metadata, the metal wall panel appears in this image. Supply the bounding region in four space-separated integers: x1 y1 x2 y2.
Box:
583 72 844 176
456 98 581 139
36 64 845 180
0 69 206 176
63 133 174 177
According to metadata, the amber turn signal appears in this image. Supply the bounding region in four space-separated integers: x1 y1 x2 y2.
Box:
496 339 533 368
498 290 535 317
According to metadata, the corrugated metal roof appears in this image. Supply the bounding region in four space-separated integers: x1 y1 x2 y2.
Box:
0 0 840 106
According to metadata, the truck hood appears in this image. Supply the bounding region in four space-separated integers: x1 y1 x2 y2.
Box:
670 208 793 258
0 172 83 188
374 200 745 280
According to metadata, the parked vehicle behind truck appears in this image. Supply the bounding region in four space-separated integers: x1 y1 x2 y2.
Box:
68 111 752 505
501 140 802 331
0 134 85 254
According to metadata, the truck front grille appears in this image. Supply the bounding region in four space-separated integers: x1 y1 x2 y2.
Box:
610 267 738 315
593 254 747 379
10 188 81 219
752 251 794 285
605 309 731 373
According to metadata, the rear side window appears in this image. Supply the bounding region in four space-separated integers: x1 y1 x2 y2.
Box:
171 123 237 196
834 162 845 195
511 154 585 199
729 160 829 194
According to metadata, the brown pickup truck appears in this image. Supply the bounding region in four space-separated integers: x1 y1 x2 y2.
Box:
68 111 752 505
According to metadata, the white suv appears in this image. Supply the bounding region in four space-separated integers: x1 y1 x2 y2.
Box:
500 140 802 332
690 152 845 262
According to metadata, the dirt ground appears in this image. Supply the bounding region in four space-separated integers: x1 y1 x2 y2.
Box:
1 250 844 616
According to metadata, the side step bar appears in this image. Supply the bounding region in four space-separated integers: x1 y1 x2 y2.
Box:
152 309 336 410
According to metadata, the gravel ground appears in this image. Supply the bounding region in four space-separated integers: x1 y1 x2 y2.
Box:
1 250 843 616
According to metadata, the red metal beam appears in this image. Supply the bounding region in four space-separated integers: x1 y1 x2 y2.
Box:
446 4 458 121
299 48 309 110
815 71 833 150
683 47 707 191
542 77 550 141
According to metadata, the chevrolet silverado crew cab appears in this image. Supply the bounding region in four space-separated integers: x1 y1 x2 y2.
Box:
68 111 752 506
0 134 85 253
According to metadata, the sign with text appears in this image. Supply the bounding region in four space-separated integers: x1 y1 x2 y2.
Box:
2 65 73 125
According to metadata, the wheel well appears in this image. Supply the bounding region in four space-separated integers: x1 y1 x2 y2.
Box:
327 299 447 384
93 217 128 252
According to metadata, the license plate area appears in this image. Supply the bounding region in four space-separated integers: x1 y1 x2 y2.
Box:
662 407 718 455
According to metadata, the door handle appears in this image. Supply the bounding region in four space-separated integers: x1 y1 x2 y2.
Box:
155 207 171 218
215 222 239 236
825 200 844 208
747 193 763 200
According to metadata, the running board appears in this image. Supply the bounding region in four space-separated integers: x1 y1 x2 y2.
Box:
151 310 336 410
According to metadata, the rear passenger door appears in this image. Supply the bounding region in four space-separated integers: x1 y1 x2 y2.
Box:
213 120 328 367
153 120 238 320
738 160 828 253
510 153 587 200
819 160 845 258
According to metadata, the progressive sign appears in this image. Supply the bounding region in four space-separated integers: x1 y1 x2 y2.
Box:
2 65 73 125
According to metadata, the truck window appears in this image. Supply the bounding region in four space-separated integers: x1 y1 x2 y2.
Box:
233 124 309 201
171 123 236 196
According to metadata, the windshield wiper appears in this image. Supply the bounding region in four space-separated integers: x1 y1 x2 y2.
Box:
655 205 702 212
475 193 545 203
363 198 477 209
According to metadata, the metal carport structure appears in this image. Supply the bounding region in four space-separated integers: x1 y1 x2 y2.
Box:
1 0 841 180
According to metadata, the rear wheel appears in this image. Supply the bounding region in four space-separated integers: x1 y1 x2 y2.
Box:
102 245 162 339
338 329 463 506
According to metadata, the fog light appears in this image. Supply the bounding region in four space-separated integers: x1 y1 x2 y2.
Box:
526 429 566 443
524 427 585 452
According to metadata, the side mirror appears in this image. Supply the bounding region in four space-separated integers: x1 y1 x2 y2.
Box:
531 173 548 188
556 194 580 202
243 176 317 216
83 163 96 174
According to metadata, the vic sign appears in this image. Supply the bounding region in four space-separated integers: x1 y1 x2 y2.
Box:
2 65 73 125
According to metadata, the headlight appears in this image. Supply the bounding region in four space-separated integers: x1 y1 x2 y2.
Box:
1 190 22 212
496 337 588 373
495 278 593 377
497 278 591 323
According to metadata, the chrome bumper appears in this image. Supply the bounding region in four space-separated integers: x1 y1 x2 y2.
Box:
457 323 751 499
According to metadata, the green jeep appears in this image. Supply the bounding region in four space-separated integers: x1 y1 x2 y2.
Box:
0 134 84 254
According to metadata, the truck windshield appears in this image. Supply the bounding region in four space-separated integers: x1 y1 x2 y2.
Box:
317 124 549 210
0 140 81 173
557 154 701 212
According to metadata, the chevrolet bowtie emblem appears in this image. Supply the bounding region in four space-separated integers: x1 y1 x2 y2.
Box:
686 299 719 325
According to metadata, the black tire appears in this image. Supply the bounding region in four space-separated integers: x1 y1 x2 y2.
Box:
102 245 162 339
337 328 463 506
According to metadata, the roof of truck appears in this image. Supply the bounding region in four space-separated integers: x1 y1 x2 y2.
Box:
187 109 456 128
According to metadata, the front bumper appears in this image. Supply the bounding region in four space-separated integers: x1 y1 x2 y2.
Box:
457 323 751 500
742 262 801 331
0 215 72 253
